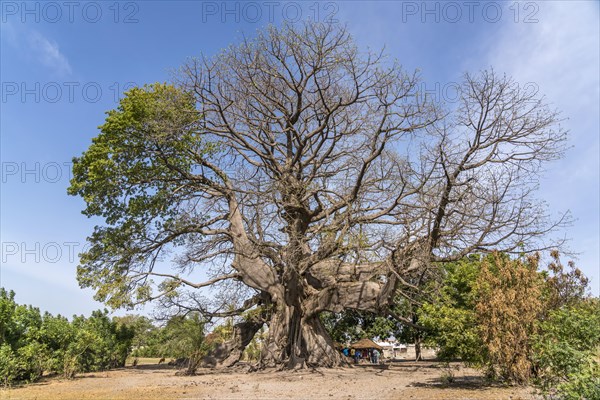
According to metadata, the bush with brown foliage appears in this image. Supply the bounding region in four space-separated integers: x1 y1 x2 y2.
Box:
476 252 545 383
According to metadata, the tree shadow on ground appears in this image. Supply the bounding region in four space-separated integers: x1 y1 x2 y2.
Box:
126 364 177 371
387 360 442 369
409 375 514 392
6 379 51 390
6 372 107 389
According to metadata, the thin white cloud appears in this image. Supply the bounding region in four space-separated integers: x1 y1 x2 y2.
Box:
480 2 599 292
27 30 72 76
1 23 72 76
484 2 599 114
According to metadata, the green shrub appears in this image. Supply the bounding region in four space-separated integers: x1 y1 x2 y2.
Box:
0 288 135 382
552 355 600 400
419 256 484 365
532 298 600 398
556 348 600 400
0 344 20 386
16 341 48 382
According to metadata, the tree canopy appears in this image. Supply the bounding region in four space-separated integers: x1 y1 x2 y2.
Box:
69 23 568 369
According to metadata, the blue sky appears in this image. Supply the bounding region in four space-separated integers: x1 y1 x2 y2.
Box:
1 1 599 317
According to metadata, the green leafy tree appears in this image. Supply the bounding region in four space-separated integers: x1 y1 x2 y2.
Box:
532 298 600 398
0 344 20 386
0 289 135 383
114 315 159 357
54 310 133 378
0 289 20 346
320 310 396 344
0 289 47 383
419 255 483 364
68 82 204 310
160 313 207 374
552 356 600 400
38 313 75 376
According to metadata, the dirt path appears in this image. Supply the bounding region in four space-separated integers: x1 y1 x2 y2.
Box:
2 362 540 400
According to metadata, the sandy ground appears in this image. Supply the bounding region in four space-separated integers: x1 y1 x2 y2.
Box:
2 360 540 400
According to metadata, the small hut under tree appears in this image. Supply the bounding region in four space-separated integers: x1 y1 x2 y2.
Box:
350 338 383 361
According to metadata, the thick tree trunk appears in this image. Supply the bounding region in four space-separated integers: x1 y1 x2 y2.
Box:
260 305 346 369
254 257 404 369
414 333 423 362
260 303 302 368
259 271 347 369
301 316 345 367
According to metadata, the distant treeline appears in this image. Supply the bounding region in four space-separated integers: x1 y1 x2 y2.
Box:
0 289 206 385
0 288 133 384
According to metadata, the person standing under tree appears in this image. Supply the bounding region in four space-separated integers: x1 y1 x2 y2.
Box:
372 349 380 365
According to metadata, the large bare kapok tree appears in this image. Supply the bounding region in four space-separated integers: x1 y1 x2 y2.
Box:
69 23 568 369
